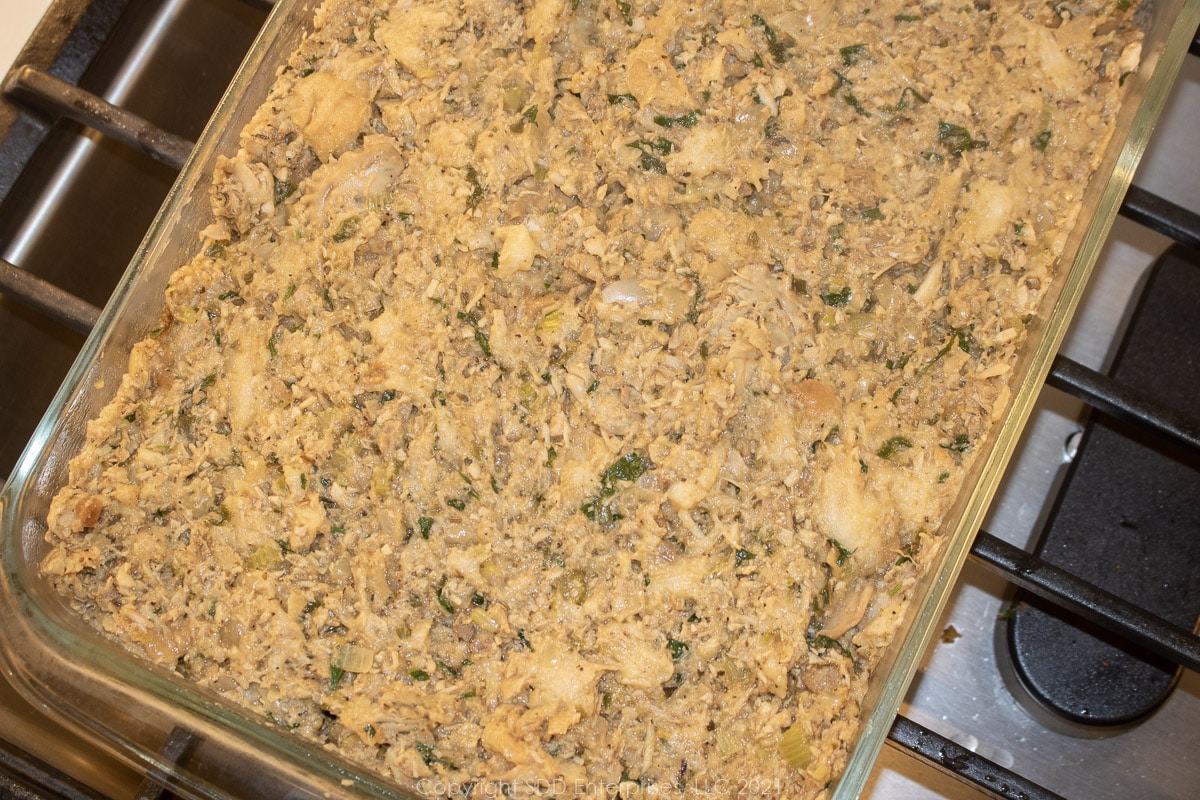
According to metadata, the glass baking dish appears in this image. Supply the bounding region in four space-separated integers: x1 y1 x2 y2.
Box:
2 1 1197 798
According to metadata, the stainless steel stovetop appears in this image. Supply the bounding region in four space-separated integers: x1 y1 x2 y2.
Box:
0 2 1197 799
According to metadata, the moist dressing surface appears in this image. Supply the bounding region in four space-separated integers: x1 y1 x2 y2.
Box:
43 1 1140 797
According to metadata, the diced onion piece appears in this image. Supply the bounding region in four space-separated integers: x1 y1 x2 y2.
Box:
244 544 281 571
600 279 652 305
331 642 375 673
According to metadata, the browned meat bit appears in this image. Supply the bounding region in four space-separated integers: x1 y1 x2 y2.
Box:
74 495 106 529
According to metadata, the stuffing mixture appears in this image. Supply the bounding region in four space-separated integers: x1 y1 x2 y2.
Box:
42 0 1141 797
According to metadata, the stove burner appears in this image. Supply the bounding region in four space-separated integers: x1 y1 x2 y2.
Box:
1000 246 1200 734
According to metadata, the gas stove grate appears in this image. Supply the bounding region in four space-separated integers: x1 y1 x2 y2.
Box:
0 4 1197 800
904 239 1200 799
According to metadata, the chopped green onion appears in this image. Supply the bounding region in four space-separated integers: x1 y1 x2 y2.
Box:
779 722 813 770
435 576 455 614
331 216 359 242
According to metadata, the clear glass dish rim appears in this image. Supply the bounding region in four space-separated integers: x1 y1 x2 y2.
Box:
2 1 1198 798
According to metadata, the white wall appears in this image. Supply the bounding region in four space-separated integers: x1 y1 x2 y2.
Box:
1 1 56 74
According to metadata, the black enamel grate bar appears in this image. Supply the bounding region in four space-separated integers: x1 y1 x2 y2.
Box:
0 0 133 205
886 41 1200 786
2 65 195 169
1120 184 1200 247
1046 352 1200 453
133 728 197 800
997 244 1200 731
970 531 1200 673
0 738 107 800
0 54 197 319
0 256 100 334
888 716 1068 800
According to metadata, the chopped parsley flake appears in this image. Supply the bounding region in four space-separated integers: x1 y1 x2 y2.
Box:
415 742 456 769
751 14 790 64
938 122 988 155
667 638 689 660
582 452 650 523
465 166 485 211
734 548 756 568
808 634 853 659
652 110 700 128
876 436 913 459
839 44 867 65
941 433 971 453
828 538 853 566
615 0 632 25
896 86 929 110
607 92 639 106
820 286 853 307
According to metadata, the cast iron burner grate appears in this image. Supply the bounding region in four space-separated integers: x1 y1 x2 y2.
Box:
1 4 1199 800
1000 246 1200 734
894 251 1200 800
0 0 269 478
